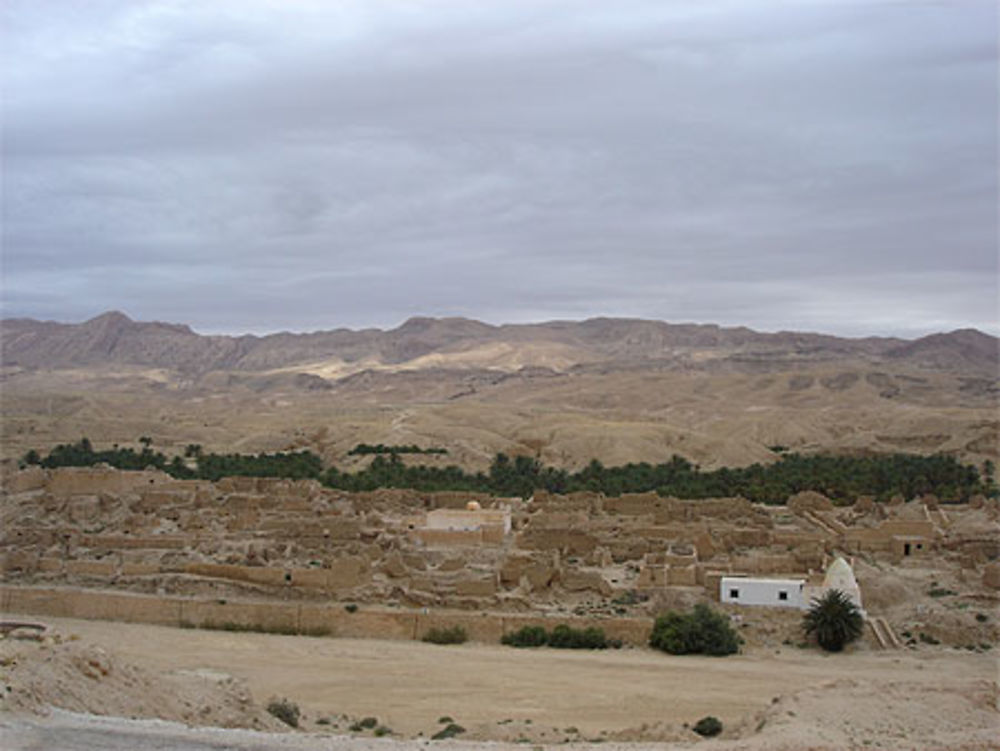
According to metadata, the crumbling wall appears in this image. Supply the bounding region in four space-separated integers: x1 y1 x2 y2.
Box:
0 585 656 646
516 528 597 555
3 467 47 494
46 468 173 497
415 528 492 547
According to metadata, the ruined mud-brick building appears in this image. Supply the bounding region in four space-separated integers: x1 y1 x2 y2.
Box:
1 468 996 627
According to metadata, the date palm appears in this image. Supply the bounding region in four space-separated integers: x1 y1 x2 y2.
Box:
803 589 864 652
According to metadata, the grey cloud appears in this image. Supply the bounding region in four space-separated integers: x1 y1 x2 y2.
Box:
1 0 996 336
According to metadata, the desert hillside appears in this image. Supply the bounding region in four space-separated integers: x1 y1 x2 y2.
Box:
1 313 996 471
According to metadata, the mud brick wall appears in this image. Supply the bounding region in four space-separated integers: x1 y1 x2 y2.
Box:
0 585 656 646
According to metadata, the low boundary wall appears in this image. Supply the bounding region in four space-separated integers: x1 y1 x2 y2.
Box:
0 585 654 646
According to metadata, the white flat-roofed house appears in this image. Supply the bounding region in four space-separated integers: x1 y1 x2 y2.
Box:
720 576 807 609
720 558 865 614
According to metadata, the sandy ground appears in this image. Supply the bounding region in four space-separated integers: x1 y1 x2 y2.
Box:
1 615 998 750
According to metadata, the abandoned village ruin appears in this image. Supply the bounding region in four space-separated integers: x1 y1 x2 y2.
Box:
2 464 997 651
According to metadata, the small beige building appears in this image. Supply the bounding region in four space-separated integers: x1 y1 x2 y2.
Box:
414 504 511 546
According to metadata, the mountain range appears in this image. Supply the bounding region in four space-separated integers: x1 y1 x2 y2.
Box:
1 312 996 472
3 311 996 379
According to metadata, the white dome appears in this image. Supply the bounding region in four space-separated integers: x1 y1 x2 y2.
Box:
822 556 863 611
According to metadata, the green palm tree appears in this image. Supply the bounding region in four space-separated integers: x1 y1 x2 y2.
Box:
803 589 864 652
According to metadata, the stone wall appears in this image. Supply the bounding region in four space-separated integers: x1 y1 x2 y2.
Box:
415 528 492 547
46 468 174 497
0 585 655 646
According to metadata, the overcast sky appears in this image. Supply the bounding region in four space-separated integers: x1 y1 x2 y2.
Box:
2 0 997 337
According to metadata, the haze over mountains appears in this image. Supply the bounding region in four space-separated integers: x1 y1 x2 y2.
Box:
1 312 996 473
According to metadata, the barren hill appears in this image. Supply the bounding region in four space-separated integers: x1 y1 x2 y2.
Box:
1 312 996 471
4 311 997 376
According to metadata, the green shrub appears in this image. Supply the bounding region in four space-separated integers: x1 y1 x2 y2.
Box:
502 626 549 647
928 588 957 598
344 603 359 613
501 624 611 649
431 723 466 740
374 725 392 737
692 716 723 737
649 604 741 656
422 626 468 645
612 590 640 606
266 698 300 728
546 624 609 649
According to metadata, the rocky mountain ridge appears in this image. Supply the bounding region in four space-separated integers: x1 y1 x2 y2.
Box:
3 311 996 379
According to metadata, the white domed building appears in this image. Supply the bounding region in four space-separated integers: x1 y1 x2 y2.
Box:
720 555 864 613
806 555 864 614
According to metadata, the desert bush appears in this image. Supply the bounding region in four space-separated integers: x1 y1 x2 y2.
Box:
692 716 723 737
432 723 466 740
344 603 358 613
802 589 864 652
502 625 549 647
501 624 610 649
195 620 329 637
266 698 300 728
928 588 957 598
374 725 393 737
649 604 741 656
546 624 609 649
422 626 468 645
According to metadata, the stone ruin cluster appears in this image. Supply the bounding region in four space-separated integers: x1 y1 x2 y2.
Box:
1 466 998 616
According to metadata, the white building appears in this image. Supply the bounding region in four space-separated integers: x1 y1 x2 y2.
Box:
720 576 807 609
804 556 864 614
720 557 865 614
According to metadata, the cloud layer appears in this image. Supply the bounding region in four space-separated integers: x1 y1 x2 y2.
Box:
3 0 997 336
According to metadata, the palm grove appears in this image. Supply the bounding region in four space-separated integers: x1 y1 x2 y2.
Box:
21 438 997 504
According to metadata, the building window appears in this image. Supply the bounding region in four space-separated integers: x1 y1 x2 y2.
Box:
729 589 740 599
778 591 788 601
